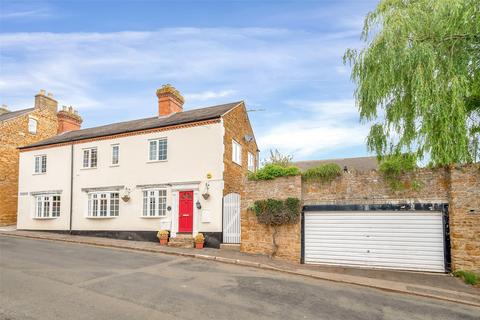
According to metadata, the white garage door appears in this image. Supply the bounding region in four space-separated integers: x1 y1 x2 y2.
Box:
304 211 445 272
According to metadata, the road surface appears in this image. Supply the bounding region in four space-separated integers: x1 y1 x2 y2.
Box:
0 236 478 320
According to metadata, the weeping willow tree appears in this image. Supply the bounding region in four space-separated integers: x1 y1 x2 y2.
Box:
344 0 480 166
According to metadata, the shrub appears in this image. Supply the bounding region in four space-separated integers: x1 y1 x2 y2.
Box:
251 198 301 226
453 270 479 285
248 164 300 180
250 197 301 258
302 163 342 182
157 230 169 239
263 149 293 167
194 233 205 243
379 153 418 190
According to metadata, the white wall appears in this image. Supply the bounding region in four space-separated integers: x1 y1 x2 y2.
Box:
17 122 226 233
17 145 72 230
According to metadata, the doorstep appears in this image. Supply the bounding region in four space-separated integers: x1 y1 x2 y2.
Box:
0 230 478 308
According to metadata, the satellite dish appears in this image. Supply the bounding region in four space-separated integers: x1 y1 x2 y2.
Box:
244 134 254 142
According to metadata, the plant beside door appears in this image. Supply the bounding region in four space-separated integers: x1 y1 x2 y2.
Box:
195 233 205 249
157 230 169 245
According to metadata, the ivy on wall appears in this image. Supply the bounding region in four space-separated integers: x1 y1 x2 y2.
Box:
302 163 342 183
250 198 301 257
248 164 300 180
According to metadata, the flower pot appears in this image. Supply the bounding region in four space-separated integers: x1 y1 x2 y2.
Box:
159 238 168 245
195 242 204 249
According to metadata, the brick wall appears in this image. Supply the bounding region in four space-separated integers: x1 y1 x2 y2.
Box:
222 103 258 197
0 104 58 225
449 164 480 273
241 166 479 272
241 176 302 262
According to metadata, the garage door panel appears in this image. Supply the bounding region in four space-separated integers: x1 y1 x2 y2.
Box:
304 210 445 272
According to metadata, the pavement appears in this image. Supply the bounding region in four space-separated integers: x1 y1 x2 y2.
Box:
1 236 479 320
0 229 479 309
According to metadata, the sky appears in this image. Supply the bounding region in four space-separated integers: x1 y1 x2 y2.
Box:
0 0 379 162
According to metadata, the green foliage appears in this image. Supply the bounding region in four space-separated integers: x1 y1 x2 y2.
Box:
453 270 479 285
263 149 294 167
379 154 418 190
248 164 300 180
302 163 342 183
344 0 480 166
251 198 301 226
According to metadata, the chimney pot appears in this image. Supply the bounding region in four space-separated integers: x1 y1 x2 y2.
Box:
0 104 9 115
156 84 184 117
47 92 53 98
39 89 46 95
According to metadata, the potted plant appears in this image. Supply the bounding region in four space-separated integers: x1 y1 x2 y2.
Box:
157 230 169 245
195 233 205 249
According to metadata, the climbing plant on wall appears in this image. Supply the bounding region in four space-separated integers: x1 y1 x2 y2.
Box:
250 198 301 258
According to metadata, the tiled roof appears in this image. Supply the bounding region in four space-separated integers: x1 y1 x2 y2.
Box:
0 108 34 122
20 101 242 149
294 156 379 172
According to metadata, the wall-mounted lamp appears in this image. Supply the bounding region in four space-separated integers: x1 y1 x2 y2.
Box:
196 200 202 210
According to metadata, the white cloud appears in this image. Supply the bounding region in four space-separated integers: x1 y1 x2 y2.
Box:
0 28 367 159
185 89 236 102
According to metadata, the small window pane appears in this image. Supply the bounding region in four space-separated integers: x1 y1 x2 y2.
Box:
158 139 167 160
83 150 90 168
28 118 37 134
112 145 119 165
149 141 157 161
90 149 97 168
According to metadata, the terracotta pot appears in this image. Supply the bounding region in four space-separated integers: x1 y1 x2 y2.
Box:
195 242 204 249
159 238 168 245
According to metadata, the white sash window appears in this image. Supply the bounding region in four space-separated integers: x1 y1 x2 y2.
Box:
34 195 60 218
88 192 119 217
142 189 167 217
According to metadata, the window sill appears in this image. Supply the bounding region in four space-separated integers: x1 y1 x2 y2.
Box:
146 160 168 164
109 164 120 167
232 161 242 167
81 167 98 170
140 216 167 219
32 172 46 175
33 217 58 220
86 216 118 219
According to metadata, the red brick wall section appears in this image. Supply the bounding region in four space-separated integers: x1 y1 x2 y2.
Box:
0 106 58 225
449 164 480 273
241 176 302 262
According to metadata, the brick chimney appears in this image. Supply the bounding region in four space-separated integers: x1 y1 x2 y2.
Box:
35 89 58 113
57 106 83 134
156 84 184 117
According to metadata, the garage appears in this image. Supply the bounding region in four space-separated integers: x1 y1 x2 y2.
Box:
303 206 447 272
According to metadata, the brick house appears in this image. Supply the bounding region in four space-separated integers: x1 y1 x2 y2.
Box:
0 91 82 226
16 85 258 247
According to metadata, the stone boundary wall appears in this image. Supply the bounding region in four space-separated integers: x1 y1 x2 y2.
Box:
240 164 480 272
241 176 302 262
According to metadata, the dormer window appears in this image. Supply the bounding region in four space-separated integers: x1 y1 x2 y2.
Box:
28 118 38 134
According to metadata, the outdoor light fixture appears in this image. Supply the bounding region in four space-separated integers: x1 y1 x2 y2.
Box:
196 200 202 210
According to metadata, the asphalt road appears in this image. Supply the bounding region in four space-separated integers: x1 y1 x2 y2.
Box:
0 236 478 320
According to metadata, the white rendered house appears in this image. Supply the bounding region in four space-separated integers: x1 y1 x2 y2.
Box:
17 85 258 247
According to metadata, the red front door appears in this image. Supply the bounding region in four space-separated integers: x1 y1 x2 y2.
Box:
178 191 193 233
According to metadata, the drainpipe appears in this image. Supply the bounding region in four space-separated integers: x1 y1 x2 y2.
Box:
69 144 74 234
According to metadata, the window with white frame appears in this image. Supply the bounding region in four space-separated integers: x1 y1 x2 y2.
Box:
34 155 47 174
149 138 168 161
83 148 97 168
232 139 242 165
111 144 119 165
248 152 255 172
34 195 60 218
87 192 119 217
28 118 38 134
142 189 167 217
